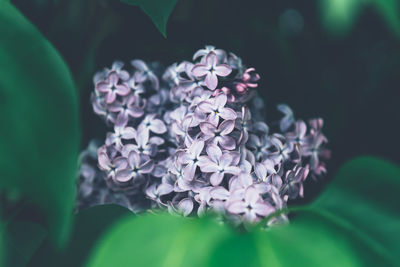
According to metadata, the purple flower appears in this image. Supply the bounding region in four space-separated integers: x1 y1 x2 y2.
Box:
178 62 205 93
108 94 144 122
168 198 194 217
277 104 295 132
145 182 174 203
105 122 136 149
108 61 130 81
192 52 232 90
177 139 205 181
200 120 236 150
269 134 294 165
131 60 159 90
140 114 167 134
235 68 260 95
281 165 309 199
286 120 307 145
97 147 127 179
254 159 277 181
247 133 271 161
115 151 154 183
121 127 157 157
96 71 130 104
127 73 146 98
302 133 330 175
198 94 237 126
199 144 241 186
193 45 227 61
227 186 274 223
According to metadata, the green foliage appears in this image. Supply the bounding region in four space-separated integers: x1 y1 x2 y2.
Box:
312 156 400 265
320 0 400 38
85 212 232 267
120 0 178 37
81 157 400 267
4 221 47 267
28 205 130 267
0 1 80 246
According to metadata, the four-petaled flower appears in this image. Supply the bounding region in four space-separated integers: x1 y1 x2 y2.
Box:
108 94 144 123
227 186 274 223
200 120 236 150
199 144 241 186
177 140 205 181
115 151 154 183
198 94 237 126
96 71 130 103
192 52 232 90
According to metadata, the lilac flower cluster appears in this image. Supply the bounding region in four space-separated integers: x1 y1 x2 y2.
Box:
77 46 330 225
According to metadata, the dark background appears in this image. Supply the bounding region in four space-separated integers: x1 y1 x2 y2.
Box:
13 0 400 203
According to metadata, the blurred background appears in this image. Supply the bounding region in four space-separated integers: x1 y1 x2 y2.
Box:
12 0 400 203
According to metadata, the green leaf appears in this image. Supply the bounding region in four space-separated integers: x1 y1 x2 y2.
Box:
320 0 400 39
85 212 232 267
4 221 47 267
121 0 178 37
0 2 80 245
319 0 364 36
28 205 130 267
373 0 400 38
81 157 400 267
312 156 400 265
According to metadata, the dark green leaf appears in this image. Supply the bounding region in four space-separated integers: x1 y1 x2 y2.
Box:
0 2 80 245
312 156 400 265
28 205 130 267
121 0 178 37
4 221 47 267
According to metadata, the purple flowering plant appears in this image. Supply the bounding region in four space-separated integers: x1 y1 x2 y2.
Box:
78 46 330 226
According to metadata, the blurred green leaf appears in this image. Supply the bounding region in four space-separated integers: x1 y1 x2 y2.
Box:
120 0 178 37
320 0 400 38
373 0 400 37
28 205 130 267
4 221 47 267
0 1 80 245
82 157 400 266
319 0 364 36
312 156 400 265
85 213 232 267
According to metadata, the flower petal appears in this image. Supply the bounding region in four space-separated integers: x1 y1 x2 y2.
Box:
192 64 209 77
183 162 196 181
198 100 214 113
191 140 204 158
205 72 218 90
219 119 235 135
227 201 246 214
178 198 193 216
140 160 155 174
253 202 274 217
219 136 236 150
214 64 232 77
115 169 133 182
149 119 167 134
210 186 230 200
210 172 225 186
206 144 222 162
219 108 237 120
200 122 216 136
214 94 227 109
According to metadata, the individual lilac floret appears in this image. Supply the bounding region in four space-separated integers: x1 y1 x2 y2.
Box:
78 46 330 227
192 52 232 90
96 71 130 104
